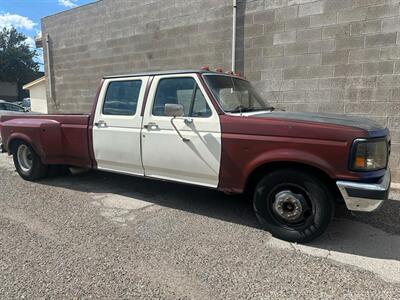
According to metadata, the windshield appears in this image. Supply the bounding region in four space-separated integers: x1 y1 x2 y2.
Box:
204 75 273 113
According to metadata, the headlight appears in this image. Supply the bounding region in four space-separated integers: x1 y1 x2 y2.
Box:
351 138 388 171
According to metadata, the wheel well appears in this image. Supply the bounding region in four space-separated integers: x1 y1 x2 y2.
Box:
9 139 37 157
244 161 342 201
8 138 24 154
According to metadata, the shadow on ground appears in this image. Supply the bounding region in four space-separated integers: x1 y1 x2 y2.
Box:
39 170 400 262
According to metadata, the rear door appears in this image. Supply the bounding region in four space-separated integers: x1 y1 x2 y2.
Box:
92 76 149 175
141 74 221 187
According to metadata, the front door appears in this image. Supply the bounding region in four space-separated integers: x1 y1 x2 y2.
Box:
93 76 149 175
141 74 222 187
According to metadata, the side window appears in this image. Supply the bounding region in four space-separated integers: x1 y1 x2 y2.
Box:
152 77 211 118
103 80 142 116
0 103 5 110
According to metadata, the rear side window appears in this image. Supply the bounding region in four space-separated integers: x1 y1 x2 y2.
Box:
152 77 211 117
103 80 142 116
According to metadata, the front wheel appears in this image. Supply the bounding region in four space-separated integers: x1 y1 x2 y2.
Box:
12 141 48 181
253 169 334 243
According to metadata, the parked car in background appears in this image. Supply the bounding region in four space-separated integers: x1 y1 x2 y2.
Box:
0 100 29 150
0 100 27 115
0 69 391 243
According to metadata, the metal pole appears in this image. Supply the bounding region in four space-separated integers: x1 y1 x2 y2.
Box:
46 34 53 102
232 0 237 72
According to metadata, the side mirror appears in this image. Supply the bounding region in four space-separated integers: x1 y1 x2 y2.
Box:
164 103 190 142
165 104 184 117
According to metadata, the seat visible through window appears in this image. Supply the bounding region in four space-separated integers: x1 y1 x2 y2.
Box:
103 80 142 116
152 77 211 118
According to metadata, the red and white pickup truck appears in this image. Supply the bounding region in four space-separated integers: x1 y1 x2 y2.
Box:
0 69 391 242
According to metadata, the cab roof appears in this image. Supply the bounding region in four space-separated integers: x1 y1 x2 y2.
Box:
103 69 244 79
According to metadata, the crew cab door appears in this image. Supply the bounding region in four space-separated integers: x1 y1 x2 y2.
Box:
141 74 221 187
93 76 148 175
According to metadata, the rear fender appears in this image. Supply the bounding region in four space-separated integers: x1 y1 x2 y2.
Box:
2 119 63 161
7 132 39 155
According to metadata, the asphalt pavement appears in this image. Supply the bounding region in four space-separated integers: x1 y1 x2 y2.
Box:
0 153 400 299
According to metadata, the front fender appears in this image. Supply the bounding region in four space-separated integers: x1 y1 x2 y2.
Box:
244 148 336 180
218 133 350 193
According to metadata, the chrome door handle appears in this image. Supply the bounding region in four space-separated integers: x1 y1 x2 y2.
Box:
184 118 193 125
95 120 107 128
144 122 159 130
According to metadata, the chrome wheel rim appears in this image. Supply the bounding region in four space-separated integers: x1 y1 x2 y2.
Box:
273 190 305 222
17 145 33 173
268 184 313 227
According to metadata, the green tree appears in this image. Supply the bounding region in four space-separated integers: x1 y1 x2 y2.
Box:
0 27 41 99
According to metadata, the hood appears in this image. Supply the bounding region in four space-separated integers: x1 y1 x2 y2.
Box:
252 111 385 132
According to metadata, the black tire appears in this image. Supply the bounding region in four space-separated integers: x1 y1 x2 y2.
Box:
253 168 334 243
12 141 48 181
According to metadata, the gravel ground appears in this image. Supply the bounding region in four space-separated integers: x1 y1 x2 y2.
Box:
0 153 400 299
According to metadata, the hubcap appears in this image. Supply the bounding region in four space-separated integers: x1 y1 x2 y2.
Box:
17 145 33 173
273 190 305 223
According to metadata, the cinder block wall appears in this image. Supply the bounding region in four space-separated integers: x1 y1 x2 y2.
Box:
42 0 400 181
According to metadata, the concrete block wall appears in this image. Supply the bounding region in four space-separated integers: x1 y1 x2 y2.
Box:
42 0 235 112
42 0 400 181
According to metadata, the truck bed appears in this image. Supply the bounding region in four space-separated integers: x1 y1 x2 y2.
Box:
0 114 93 169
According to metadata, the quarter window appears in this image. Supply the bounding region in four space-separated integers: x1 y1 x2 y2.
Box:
152 77 211 118
103 80 142 116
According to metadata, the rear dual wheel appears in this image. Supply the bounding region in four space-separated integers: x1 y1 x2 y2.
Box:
253 169 334 243
12 141 48 181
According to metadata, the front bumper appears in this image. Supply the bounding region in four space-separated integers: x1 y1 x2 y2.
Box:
336 169 391 212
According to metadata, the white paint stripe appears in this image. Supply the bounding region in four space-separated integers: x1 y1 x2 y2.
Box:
267 218 400 283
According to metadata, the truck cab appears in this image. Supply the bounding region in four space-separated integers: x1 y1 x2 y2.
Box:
0 69 391 243
93 72 222 188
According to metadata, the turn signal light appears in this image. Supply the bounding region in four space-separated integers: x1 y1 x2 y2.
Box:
354 157 366 168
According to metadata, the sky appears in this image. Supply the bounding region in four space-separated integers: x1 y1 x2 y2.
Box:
0 0 95 70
